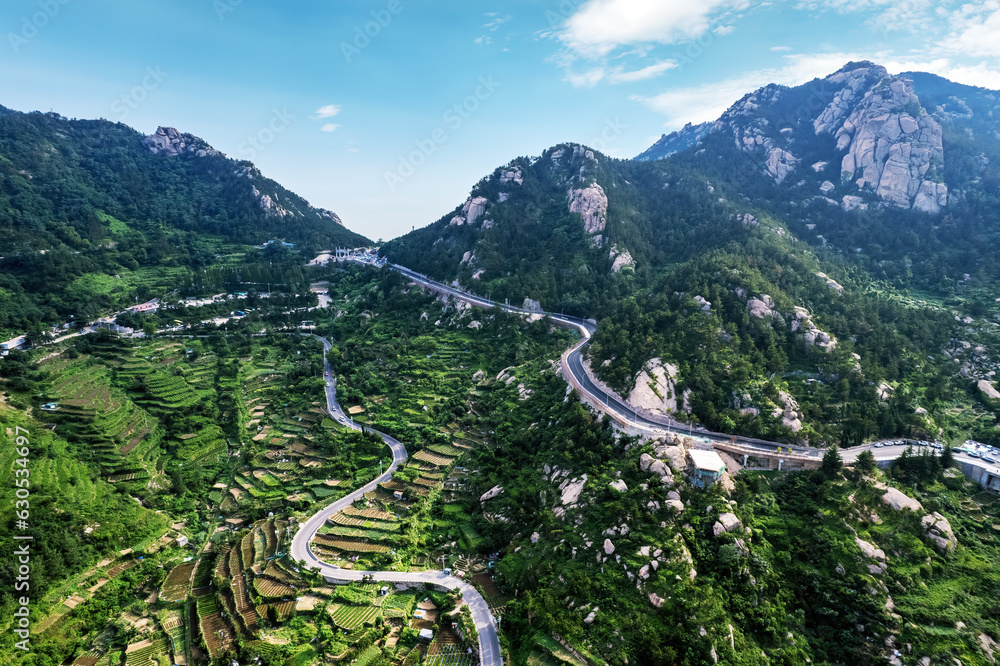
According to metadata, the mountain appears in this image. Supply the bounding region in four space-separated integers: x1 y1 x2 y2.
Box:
0 108 369 328
635 121 713 161
383 63 1000 447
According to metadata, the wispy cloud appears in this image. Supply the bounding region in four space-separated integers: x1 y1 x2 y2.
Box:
610 60 678 83
563 60 678 87
476 12 511 46
310 104 341 120
320 123 341 132
483 13 510 31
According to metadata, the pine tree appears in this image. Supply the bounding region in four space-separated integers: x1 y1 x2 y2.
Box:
821 445 843 477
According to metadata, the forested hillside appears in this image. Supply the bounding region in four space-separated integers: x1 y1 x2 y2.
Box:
0 107 369 329
383 63 1000 447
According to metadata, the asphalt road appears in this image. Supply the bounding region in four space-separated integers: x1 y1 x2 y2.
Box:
387 261 829 458
288 336 501 666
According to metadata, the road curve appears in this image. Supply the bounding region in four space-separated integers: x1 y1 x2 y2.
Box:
388 262 826 457
289 336 501 666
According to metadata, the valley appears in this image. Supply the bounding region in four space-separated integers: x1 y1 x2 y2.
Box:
3 51 1000 666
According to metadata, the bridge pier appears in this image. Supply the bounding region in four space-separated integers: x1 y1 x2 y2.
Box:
743 454 748 466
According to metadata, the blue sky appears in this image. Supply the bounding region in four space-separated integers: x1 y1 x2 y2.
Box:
1 0 998 241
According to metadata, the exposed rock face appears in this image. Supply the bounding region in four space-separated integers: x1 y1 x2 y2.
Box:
856 537 887 575
855 537 886 561
881 486 923 512
841 194 868 212
627 358 679 416
143 126 223 158
816 64 947 213
791 306 837 352
815 272 844 293
522 297 542 313
637 61 952 216
251 186 292 217
568 183 608 234
772 391 803 432
603 538 615 555
747 297 774 319
765 147 799 184
712 513 741 536
450 196 489 226
464 196 488 225
500 167 523 185
609 480 628 493
610 245 634 273
814 64 887 135
313 207 344 226
479 485 504 503
560 475 587 505
922 512 957 554
978 379 1000 401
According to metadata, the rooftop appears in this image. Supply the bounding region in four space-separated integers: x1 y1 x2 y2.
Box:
688 449 726 473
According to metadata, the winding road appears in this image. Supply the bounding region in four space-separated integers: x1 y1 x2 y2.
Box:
289 337 500 666
290 258 1000 663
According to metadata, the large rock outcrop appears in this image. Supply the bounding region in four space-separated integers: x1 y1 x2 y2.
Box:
568 183 608 235
144 126 224 158
921 512 957 554
450 196 488 226
881 485 923 512
816 64 948 213
627 358 679 416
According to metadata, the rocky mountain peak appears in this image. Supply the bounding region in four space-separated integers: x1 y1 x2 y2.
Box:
637 62 954 214
143 126 224 158
830 60 888 80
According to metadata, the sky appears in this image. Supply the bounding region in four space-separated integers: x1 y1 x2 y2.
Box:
1 0 999 241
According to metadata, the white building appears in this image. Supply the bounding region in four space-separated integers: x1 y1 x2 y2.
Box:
1 335 26 354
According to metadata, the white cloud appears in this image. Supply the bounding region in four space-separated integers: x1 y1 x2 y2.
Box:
632 52 870 127
559 0 746 57
565 68 608 87
311 104 341 119
713 24 735 36
771 45 792 51
610 60 678 83
938 4 1000 59
882 57 1000 90
564 60 678 87
320 123 341 132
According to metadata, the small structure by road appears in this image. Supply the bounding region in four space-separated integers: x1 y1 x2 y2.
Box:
687 449 727 487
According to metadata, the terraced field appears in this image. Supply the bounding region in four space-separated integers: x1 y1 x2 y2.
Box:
160 561 195 603
330 604 380 630
124 638 170 666
195 595 235 658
